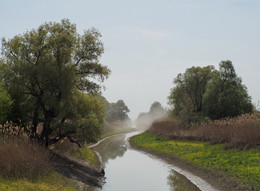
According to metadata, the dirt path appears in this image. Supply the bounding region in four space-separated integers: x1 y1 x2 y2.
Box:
52 152 104 191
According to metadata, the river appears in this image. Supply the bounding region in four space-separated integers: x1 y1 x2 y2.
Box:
91 132 217 191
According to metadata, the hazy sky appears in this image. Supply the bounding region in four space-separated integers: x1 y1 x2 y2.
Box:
1 0 260 119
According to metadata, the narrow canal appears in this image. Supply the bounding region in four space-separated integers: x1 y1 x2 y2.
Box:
92 132 217 191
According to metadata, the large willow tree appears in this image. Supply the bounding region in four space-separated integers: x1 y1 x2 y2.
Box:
1 19 110 146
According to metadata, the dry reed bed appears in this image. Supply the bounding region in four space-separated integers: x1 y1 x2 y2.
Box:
0 122 53 179
149 113 260 149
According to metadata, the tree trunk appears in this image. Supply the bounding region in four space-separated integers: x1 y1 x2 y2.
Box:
31 106 39 139
40 115 52 147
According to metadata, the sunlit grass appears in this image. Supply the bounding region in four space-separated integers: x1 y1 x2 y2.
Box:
0 171 75 191
131 131 260 190
74 144 99 165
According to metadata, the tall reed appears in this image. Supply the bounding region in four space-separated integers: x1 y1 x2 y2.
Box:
0 122 53 179
149 114 260 149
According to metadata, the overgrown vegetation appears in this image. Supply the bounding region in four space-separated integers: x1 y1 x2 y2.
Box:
149 114 260 149
0 122 51 179
0 122 75 190
131 131 260 191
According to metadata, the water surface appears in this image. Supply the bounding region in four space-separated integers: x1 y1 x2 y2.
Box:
92 132 201 191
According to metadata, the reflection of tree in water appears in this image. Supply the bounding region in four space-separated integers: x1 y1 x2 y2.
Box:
167 170 201 191
93 135 127 164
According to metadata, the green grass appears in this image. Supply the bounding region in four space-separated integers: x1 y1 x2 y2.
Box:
0 171 75 191
74 144 100 165
130 131 260 190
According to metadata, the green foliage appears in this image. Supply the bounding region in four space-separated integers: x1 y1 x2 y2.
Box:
54 90 105 143
203 60 253 119
131 132 260 190
0 84 13 124
74 91 105 142
105 99 130 122
168 61 253 122
1 19 110 145
168 66 215 123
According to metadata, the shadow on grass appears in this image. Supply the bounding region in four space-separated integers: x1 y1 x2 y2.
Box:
52 152 103 188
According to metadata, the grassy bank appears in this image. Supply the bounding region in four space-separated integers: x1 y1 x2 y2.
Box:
0 173 75 191
0 138 75 191
74 143 100 165
130 131 260 191
0 123 78 191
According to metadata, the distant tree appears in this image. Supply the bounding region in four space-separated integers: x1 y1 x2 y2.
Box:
203 60 253 119
115 100 130 120
105 99 130 122
168 66 215 123
149 101 166 119
1 19 110 146
136 101 166 129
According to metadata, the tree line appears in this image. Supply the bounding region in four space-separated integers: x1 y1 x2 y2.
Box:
168 61 253 123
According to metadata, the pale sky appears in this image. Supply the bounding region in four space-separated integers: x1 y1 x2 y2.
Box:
1 0 260 120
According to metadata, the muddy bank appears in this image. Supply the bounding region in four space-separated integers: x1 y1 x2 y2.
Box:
129 139 244 191
52 152 104 191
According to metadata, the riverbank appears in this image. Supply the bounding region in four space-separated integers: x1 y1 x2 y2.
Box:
0 172 75 191
130 131 260 191
50 138 105 191
0 136 104 191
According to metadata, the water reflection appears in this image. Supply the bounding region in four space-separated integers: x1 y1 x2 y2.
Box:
168 170 201 191
93 135 127 165
92 133 202 191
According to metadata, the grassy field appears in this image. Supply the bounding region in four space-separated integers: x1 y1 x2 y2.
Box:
0 123 76 191
130 131 260 191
